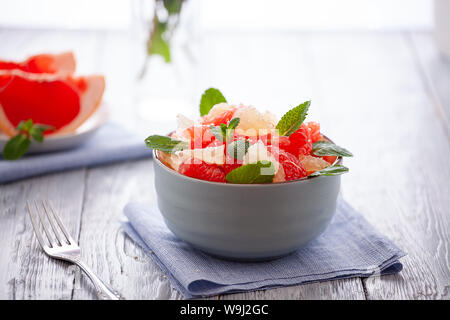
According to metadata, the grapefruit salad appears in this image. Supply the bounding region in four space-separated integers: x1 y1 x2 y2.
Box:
0 52 105 160
146 88 353 184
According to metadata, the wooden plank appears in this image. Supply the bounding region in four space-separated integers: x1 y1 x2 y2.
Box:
0 170 86 299
297 32 450 299
71 160 183 300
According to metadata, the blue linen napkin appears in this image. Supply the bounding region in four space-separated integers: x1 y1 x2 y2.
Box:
0 123 152 183
122 199 406 299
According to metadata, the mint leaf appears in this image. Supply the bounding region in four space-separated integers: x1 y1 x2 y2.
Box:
200 88 227 116
2 134 31 160
309 164 349 177
17 119 33 132
209 117 240 142
276 101 311 136
220 123 227 134
225 161 275 184
312 141 353 157
30 124 54 143
227 117 240 130
29 127 44 143
226 117 240 141
227 139 250 161
145 135 188 153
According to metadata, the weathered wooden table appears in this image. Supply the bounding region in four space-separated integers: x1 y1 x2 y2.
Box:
0 29 449 300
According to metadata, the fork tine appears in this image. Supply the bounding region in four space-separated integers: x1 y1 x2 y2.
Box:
47 200 76 245
33 200 55 247
42 200 63 245
27 201 47 249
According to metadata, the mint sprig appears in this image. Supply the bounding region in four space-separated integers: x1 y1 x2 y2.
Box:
276 101 311 136
225 160 275 184
2 119 53 160
210 117 240 142
312 141 353 157
200 88 227 116
29 124 53 143
309 164 349 177
145 135 189 153
227 117 240 131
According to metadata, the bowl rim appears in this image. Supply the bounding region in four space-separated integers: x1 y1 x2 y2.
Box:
153 134 343 187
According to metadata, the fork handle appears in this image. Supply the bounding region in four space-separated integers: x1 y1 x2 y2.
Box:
73 259 124 300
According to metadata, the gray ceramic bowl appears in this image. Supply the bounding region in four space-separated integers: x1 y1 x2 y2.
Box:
153 149 341 261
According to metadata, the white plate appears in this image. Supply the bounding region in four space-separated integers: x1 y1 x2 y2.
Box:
0 102 109 154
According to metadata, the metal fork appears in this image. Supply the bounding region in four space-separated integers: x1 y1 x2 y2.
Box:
27 200 123 300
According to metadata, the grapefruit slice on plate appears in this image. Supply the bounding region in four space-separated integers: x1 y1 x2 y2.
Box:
0 70 105 137
0 52 76 75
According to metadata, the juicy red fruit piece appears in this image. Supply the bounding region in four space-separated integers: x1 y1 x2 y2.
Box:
259 134 289 149
280 124 312 157
269 146 307 181
322 155 337 164
185 126 216 149
277 135 290 149
201 109 235 126
179 159 226 182
0 52 75 74
306 122 322 143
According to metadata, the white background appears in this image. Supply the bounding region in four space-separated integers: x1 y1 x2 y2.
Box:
0 0 433 31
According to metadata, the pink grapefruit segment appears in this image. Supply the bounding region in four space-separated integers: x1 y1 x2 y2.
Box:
0 52 76 75
0 70 105 136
